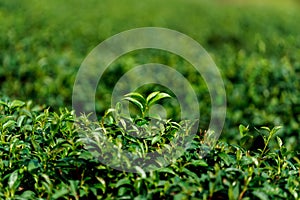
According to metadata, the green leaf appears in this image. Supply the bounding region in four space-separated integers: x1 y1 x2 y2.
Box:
174 193 188 200
28 160 40 172
182 168 200 182
240 134 253 147
69 180 79 198
146 91 160 103
218 152 235 166
240 156 253 166
123 97 144 113
190 159 208 167
135 118 148 126
116 178 131 188
228 181 240 200
41 174 51 185
252 191 269 200
261 126 270 132
135 166 146 179
19 190 36 199
3 120 16 131
239 124 249 136
147 92 171 107
10 100 25 109
78 151 93 160
0 100 8 107
124 92 146 105
276 136 283 148
270 126 283 136
273 126 283 132
151 135 161 145
17 115 26 127
8 170 18 189
157 168 176 175
52 187 69 199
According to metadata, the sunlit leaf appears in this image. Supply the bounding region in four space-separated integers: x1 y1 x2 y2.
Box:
8 170 18 189
123 97 144 113
124 92 146 105
135 166 146 179
147 92 171 107
10 100 25 109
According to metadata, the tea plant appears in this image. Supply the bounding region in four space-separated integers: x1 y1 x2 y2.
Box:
1 0 300 151
78 92 194 171
1 0 300 199
0 96 299 199
123 91 171 119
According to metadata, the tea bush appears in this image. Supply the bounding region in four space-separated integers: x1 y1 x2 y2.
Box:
1 0 300 199
1 0 299 151
0 98 299 199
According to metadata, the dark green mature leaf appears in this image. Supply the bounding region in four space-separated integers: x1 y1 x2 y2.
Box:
181 168 200 182
28 160 40 172
218 152 235 166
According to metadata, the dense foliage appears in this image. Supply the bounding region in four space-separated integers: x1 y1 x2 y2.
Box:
0 98 299 199
1 0 300 199
1 0 300 149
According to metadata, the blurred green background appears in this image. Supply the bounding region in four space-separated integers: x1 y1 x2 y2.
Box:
0 0 299 150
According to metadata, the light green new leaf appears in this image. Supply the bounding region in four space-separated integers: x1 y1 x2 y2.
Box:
135 166 146 179
10 100 26 109
146 91 160 103
123 97 144 113
124 92 146 105
151 135 161 145
0 100 8 107
147 92 171 107
17 115 26 127
3 120 16 131
260 126 270 132
270 126 283 136
239 124 249 136
276 136 283 148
